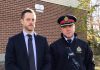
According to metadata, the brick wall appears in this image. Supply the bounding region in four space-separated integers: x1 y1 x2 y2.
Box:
0 0 37 54
35 1 87 44
0 0 87 54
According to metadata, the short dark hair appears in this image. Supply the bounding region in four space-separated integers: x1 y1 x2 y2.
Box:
21 8 36 19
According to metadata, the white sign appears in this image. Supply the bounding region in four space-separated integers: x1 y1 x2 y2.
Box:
35 4 44 13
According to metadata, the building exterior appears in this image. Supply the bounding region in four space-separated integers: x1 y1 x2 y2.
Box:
0 0 87 69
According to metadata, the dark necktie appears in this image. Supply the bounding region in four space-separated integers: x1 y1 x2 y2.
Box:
27 34 36 70
67 39 71 44
67 39 71 47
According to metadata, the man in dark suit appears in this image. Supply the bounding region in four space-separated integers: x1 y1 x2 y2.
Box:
5 8 51 70
50 15 95 70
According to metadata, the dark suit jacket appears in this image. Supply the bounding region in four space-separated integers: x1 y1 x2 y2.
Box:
5 32 51 70
50 34 95 70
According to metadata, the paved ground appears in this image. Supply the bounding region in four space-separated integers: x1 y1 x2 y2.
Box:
0 53 5 70
0 55 99 70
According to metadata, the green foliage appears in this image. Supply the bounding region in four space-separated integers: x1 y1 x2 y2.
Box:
69 0 99 47
78 0 91 10
76 0 100 52
76 15 87 32
75 1 100 69
78 0 96 15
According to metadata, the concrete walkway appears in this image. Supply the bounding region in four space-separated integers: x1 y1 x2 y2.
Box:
0 53 5 70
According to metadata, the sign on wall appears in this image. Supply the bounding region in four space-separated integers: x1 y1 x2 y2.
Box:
35 4 44 13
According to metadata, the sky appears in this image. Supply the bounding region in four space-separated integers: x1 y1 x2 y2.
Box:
90 0 100 33
91 0 97 5
91 0 100 17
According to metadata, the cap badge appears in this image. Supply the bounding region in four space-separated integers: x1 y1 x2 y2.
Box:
64 17 68 21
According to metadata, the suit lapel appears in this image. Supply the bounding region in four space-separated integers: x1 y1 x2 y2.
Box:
34 35 41 69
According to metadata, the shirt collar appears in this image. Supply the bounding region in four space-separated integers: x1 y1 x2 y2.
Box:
64 35 74 42
23 29 34 37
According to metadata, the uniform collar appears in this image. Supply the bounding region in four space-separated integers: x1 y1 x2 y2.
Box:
61 33 77 42
64 35 74 42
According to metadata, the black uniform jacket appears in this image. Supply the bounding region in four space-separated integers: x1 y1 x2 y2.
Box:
50 34 95 70
5 32 51 70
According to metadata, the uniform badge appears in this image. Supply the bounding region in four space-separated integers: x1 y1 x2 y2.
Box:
76 46 82 53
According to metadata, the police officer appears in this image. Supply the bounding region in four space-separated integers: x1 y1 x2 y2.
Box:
50 14 95 70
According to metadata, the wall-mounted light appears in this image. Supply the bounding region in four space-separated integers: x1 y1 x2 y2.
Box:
35 4 44 13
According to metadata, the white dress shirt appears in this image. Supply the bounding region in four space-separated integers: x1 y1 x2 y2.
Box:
64 35 74 43
23 30 37 70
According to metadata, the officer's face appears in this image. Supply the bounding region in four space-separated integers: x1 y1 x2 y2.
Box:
61 24 75 39
21 12 36 32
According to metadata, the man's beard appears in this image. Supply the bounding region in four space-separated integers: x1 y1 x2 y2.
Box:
25 26 34 32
